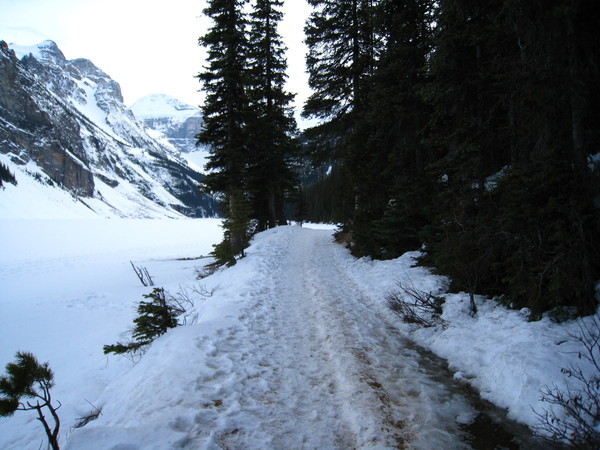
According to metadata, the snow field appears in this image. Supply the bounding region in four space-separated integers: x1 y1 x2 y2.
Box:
0 219 223 449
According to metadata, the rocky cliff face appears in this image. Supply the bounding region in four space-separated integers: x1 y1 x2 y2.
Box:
0 41 95 196
0 40 218 218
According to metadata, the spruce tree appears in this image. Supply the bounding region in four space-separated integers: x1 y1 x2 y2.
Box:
303 0 380 226
197 0 250 195
351 0 435 257
489 0 600 316
247 0 299 230
197 0 253 262
420 0 600 316
417 0 516 297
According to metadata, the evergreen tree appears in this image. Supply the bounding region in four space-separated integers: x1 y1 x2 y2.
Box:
0 162 17 187
303 0 380 224
420 0 600 316
0 352 60 450
247 0 299 230
418 0 515 297
299 0 600 318
197 0 250 196
351 0 435 257
489 0 600 316
197 0 252 262
104 288 185 356
210 189 253 266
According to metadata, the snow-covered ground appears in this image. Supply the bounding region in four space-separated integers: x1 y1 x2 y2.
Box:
0 220 595 448
0 219 223 449
0 154 185 219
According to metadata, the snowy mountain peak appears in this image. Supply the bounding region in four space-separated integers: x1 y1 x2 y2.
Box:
130 94 206 160
11 40 66 65
130 93 199 121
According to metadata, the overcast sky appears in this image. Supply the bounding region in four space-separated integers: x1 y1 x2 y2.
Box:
0 0 311 113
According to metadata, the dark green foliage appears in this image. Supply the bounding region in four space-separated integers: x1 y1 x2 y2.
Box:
246 0 300 230
103 288 182 356
302 0 380 231
0 352 55 414
196 0 254 262
301 163 352 224
302 0 600 318
209 190 253 267
304 0 378 119
491 159 599 317
368 176 433 259
419 0 600 317
0 352 60 450
197 0 251 197
0 162 17 187
350 0 435 257
198 0 299 259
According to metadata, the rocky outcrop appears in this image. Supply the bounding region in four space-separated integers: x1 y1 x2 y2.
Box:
0 41 94 196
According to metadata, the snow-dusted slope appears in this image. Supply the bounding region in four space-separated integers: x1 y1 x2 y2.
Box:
131 93 210 171
0 41 217 218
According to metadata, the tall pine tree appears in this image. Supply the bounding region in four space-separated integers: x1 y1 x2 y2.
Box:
247 0 299 230
353 0 435 257
197 0 253 262
420 0 600 317
303 0 379 226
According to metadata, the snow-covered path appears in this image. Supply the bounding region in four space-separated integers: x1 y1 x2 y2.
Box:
232 228 406 447
86 225 529 449
231 227 465 447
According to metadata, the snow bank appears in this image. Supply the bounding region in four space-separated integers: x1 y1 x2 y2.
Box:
0 219 223 449
340 247 599 432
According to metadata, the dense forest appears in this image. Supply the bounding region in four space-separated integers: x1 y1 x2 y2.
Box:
198 0 600 318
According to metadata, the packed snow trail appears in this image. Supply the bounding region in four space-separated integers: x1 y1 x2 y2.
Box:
163 226 526 448
65 226 536 449
230 227 466 447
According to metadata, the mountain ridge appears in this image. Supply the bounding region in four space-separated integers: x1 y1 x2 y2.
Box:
0 40 217 218
131 93 206 158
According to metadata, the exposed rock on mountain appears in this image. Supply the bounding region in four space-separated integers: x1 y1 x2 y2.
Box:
130 94 203 155
0 40 218 218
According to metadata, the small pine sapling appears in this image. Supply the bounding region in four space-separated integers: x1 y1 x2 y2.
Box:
0 352 61 450
103 288 183 356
